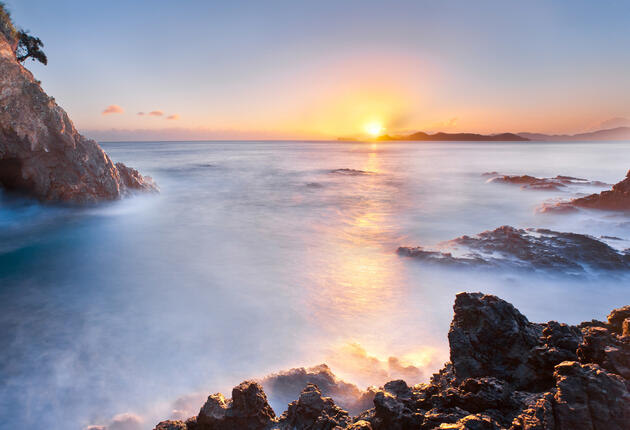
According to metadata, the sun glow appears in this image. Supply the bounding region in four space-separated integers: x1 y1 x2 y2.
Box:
364 121 384 137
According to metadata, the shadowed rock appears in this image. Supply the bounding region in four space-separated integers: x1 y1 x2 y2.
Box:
397 225 630 272
154 293 629 430
277 383 351 429
0 30 156 203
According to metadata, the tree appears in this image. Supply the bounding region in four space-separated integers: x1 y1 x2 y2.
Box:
16 30 47 65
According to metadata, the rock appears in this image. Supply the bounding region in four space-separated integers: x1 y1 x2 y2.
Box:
196 381 275 430
154 421 187 430
552 361 630 430
438 414 501 430
485 173 607 191
608 305 630 334
542 169 630 212
397 226 630 272
570 170 630 211
346 420 372 429
329 169 374 176
0 30 156 203
154 293 629 430
277 383 350 429
577 326 630 379
448 292 543 389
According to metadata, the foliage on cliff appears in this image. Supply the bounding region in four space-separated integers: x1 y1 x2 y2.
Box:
0 2 47 64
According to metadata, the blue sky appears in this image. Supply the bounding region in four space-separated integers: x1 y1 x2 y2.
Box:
6 0 630 140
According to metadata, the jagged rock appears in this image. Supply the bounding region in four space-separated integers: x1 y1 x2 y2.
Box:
552 361 630 429
541 169 630 212
196 381 275 430
571 170 630 211
0 30 156 203
154 421 187 430
154 293 629 430
623 318 630 338
439 414 501 430
346 420 372 429
278 383 350 429
509 392 555 430
448 292 543 389
608 305 630 334
398 226 630 272
577 326 630 379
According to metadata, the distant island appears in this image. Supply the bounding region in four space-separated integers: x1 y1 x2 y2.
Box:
339 126 630 142
376 131 528 141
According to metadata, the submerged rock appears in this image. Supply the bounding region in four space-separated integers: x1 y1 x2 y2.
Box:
154 292 629 430
397 225 630 272
485 173 607 191
0 30 156 203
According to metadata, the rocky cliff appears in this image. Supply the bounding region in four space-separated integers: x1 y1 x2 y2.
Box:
0 31 156 203
154 292 630 430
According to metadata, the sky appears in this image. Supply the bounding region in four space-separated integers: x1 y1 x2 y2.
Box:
6 0 630 140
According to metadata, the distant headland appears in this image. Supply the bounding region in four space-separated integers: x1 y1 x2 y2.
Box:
339 126 630 142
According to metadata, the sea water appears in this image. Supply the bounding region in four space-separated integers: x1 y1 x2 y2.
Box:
1 140 628 429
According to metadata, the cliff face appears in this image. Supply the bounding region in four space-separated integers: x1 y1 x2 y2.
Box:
0 32 156 203
153 293 630 430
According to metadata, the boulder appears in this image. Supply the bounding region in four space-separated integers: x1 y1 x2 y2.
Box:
196 381 275 430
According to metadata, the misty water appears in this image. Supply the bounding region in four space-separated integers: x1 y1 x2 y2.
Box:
1 140 629 429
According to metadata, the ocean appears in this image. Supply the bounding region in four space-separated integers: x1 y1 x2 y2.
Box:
1 140 628 429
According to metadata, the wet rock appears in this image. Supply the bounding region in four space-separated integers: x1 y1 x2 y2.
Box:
196 381 275 430
277 383 350 429
0 31 156 203
398 225 630 272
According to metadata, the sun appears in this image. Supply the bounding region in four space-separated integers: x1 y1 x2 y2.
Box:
364 121 384 137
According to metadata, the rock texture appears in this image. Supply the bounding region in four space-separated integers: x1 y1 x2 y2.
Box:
397 225 630 272
540 170 630 213
154 292 630 430
0 31 156 203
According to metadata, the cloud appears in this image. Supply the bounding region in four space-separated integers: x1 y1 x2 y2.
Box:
166 114 180 120
148 110 164 116
137 112 145 116
102 105 124 115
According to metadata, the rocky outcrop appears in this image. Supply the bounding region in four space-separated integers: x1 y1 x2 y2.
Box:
397 225 630 272
0 30 156 203
153 292 629 430
540 170 630 213
484 173 608 191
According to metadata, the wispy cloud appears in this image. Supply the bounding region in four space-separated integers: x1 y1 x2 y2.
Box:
166 114 180 120
148 110 164 116
102 105 124 115
137 112 145 116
